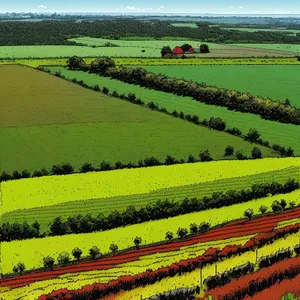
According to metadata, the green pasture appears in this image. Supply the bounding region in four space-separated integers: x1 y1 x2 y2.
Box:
2 165 299 233
0 65 274 174
46 67 300 155
234 43 300 53
144 65 300 108
170 23 198 28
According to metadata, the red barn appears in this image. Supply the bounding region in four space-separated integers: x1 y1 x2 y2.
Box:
172 46 184 56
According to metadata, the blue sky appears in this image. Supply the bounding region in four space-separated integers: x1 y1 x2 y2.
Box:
1 0 299 14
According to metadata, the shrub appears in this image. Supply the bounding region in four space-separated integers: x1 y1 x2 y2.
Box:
89 246 101 259
259 205 268 214
13 262 25 275
93 84 100 91
190 223 198 234
80 162 94 173
199 150 213 162
272 200 283 213
165 231 174 241
102 87 109 94
251 147 262 159
236 151 247 160
226 127 242 136
200 44 210 53
133 236 142 249
224 145 234 157
199 222 210 234
245 128 261 142
43 256 55 270
72 248 83 262
244 208 254 220
110 243 118 253
177 227 188 238
57 252 70 265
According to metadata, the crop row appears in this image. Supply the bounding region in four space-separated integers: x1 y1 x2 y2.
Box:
34 223 300 299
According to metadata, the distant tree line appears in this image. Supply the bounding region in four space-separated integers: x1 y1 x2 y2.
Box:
2 19 300 46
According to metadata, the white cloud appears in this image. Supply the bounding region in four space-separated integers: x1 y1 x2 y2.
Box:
239 6 244 9
38 5 47 9
229 6 234 9
256 10 261 13
126 6 136 10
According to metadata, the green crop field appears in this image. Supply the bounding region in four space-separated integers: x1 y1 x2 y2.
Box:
0 45 160 59
46 67 300 155
143 65 300 108
170 23 198 28
222 27 300 35
234 43 300 53
0 65 272 174
2 163 299 232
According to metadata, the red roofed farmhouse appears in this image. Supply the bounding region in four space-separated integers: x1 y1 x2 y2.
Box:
172 46 184 57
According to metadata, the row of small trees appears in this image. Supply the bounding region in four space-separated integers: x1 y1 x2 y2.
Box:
2 179 298 242
243 199 296 220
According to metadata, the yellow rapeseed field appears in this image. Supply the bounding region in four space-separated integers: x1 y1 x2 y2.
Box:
2 157 300 215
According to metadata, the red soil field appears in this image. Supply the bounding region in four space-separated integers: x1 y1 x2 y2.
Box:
243 274 300 300
1 208 299 289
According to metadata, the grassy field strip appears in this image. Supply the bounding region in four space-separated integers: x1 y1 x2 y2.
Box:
113 233 300 300
144 65 300 108
222 28 300 34
234 43 300 53
276 218 300 228
2 158 298 215
171 23 198 28
2 233 298 300
2 189 300 274
46 67 300 154
0 45 161 58
1 58 300 68
2 165 299 232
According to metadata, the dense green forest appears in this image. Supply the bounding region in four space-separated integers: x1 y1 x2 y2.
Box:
1 19 300 45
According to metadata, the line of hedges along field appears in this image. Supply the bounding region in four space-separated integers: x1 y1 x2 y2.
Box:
37 224 300 300
68 57 300 125
1 178 298 241
45 66 300 156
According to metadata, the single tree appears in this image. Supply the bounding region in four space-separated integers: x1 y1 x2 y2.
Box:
43 256 55 270
165 231 174 241
245 129 261 143
199 222 210 234
188 154 197 163
57 251 70 265
161 46 172 57
110 243 118 253
199 150 213 162
67 56 87 70
271 200 283 213
289 201 296 210
224 145 234 157
200 44 210 53
280 199 287 210
259 205 268 215
89 246 101 259
251 147 262 159
102 87 109 94
177 227 188 238
133 236 142 249
72 247 83 262
90 57 116 74
244 208 254 220
80 162 94 173
13 262 25 275
236 151 247 160
190 223 198 235
165 155 178 165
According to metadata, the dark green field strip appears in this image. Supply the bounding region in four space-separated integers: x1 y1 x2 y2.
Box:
144 65 300 108
3 166 299 233
46 67 300 155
